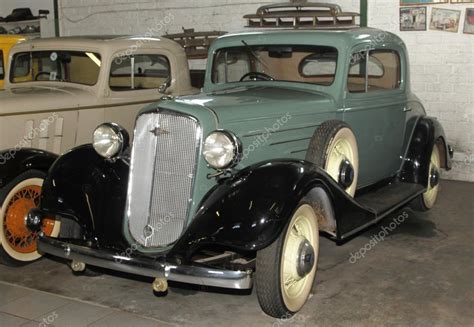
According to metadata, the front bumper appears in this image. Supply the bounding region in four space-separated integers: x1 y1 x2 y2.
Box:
38 236 253 290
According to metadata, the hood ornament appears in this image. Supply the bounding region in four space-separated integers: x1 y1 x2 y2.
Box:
150 125 170 137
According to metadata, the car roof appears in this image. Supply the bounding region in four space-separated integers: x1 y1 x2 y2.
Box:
9 35 184 55
0 35 28 44
213 27 404 50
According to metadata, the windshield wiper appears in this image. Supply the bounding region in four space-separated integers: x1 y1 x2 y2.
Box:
241 40 268 69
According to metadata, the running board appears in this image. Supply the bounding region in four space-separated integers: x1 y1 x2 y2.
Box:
339 182 425 240
357 182 425 217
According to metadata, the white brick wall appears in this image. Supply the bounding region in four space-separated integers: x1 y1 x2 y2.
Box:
58 0 473 182
369 1 474 182
58 0 359 35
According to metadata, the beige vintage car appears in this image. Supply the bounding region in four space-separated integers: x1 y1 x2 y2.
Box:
0 35 203 265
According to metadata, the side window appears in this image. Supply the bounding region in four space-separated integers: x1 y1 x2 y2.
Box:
0 51 4 79
348 52 367 93
348 49 401 93
368 51 400 90
12 53 31 79
109 54 170 91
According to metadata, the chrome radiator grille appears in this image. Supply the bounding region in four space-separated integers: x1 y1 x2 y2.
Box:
126 111 200 247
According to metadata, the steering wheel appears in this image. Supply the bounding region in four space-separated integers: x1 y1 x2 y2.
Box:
34 72 51 80
239 72 275 82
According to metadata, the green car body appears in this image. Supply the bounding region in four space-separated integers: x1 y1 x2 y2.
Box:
140 28 434 220
19 28 453 318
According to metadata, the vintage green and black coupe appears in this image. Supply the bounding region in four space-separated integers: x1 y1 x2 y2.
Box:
21 28 452 317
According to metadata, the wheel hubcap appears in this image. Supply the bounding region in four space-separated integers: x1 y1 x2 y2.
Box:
423 146 441 208
338 159 354 189
430 167 440 188
3 185 55 254
296 239 315 278
326 138 355 193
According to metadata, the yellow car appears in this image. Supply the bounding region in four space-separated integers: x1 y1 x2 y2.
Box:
0 35 26 89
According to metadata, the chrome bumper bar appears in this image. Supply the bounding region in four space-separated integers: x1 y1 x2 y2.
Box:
38 236 253 290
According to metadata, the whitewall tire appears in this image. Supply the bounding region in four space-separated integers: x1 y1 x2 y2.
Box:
256 204 319 317
0 172 60 266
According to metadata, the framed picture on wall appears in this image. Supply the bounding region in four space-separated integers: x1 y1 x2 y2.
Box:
400 7 427 31
400 0 447 5
430 8 461 32
451 0 474 3
464 8 474 34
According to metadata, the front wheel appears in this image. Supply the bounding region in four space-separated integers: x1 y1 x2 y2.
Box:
0 170 60 266
256 204 319 318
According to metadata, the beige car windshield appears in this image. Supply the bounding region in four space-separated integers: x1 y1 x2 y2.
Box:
10 50 102 86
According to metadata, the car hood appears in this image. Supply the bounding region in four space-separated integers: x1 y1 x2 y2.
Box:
172 84 335 127
0 85 99 116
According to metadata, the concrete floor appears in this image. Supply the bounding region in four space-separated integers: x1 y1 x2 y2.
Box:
0 180 473 326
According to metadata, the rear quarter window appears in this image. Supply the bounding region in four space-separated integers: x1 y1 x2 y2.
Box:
348 49 401 93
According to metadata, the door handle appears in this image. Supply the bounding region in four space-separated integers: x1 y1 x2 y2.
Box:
403 106 412 112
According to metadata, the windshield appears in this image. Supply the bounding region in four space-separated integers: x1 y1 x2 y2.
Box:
10 50 101 86
212 44 338 86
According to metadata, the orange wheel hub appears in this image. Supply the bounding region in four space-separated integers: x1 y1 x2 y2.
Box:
3 185 55 254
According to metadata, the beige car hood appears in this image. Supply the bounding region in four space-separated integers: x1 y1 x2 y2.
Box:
0 85 100 116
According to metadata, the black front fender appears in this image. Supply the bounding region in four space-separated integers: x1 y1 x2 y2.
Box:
171 160 375 257
0 148 57 190
40 145 130 248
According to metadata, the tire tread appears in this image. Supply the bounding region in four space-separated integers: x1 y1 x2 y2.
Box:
0 170 46 266
305 120 352 168
256 234 290 318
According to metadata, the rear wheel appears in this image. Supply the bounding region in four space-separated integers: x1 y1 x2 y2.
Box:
0 171 60 266
411 144 441 212
256 204 319 318
306 120 359 197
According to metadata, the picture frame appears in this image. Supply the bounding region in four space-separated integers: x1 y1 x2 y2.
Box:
430 8 461 32
464 8 474 34
400 0 448 5
400 6 428 31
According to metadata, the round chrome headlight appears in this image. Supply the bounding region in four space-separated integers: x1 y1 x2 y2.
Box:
203 131 241 169
93 123 129 159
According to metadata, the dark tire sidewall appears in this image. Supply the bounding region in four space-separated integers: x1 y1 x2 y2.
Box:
0 170 47 266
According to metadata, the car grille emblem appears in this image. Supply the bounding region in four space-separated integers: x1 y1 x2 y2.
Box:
150 125 170 136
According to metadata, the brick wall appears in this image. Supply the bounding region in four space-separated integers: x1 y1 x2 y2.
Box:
369 1 474 182
58 0 473 182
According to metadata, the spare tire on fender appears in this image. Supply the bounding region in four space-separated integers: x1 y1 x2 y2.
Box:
305 120 359 197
